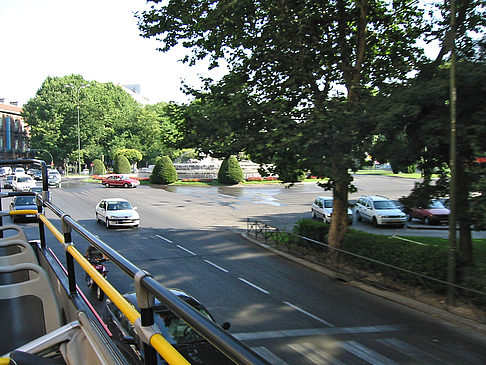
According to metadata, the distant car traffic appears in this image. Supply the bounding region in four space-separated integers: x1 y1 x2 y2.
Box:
95 198 140 228
311 196 353 224
10 195 38 223
102 289 232 365
355 195 406 227
407 199 450 225
13 167 26 175
12 175 36 192
48 170 62 187
102 174 140 188
0 166 12 176
3 174 15 189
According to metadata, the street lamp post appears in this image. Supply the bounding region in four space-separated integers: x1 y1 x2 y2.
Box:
65 83 86 175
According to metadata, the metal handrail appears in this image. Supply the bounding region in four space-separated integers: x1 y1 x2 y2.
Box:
37 213 190 365
0 159 268 365
247 219 486 323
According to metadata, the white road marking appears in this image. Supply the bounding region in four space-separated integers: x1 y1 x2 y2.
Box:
289 343 345 365
232 325 404 341
251 347 289 365
204 260 229 273
283 301 334 327
238 278 270 294
377 338 448 364
339 340 398 365
156 234 173 243
176 245 196 255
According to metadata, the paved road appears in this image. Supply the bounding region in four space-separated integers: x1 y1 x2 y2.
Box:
15 180 486 364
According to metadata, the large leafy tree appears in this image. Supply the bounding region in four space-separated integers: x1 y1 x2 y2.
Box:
23 75 140 168
137 0 426 247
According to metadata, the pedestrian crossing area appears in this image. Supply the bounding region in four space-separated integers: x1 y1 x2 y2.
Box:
249 336 480 364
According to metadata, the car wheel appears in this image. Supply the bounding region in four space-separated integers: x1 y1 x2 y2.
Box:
424 217 430 225
123 183 129 188
105 218 110 228
407 214 412 222
96 213 100 223
356 211 362 222
372 216 379 227
324 216 330 224
311 210 316 219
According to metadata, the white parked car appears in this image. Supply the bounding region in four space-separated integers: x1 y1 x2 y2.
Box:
311 196 353 224
355 195 406 227
12 175 36 192
13 167 25 175
95 198 139 228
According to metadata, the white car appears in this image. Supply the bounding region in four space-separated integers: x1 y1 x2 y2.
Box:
311 196 353 224
12 175 36 192
355 195 406 227
95 198 139 228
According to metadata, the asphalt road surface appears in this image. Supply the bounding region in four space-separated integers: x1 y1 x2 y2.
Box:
12 177 486 364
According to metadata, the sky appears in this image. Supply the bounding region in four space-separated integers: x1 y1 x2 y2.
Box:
0 0 223 106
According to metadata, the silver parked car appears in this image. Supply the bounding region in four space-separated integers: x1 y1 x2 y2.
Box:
311 196 353 224
355 195 406 227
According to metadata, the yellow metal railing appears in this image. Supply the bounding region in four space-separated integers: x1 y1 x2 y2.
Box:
37 213 190 365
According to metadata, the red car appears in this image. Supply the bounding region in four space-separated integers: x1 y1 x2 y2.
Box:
408 199 450 225
102 174 140 188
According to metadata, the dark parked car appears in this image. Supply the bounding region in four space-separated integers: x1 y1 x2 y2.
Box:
3 174 15 189
408 199 450 225
9 195 38 222
103 289 232 364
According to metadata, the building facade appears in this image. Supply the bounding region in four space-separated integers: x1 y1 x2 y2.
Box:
0 101 30 160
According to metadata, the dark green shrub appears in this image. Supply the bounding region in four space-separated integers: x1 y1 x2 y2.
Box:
218 156 244 185
150 156 178 184
92 159 106 175
292 219 330 243
114 155 131 174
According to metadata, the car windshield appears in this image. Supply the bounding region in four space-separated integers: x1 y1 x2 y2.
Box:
323 200 333 208
429 200 445 209
18 176 31 183
373 200 397 210
155 307 213 344
107 201 132 210
6 176 13 181
15 196 36 206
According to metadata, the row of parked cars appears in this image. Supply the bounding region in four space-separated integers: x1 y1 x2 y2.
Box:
311 195 450 227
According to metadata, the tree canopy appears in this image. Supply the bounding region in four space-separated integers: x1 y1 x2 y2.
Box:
137 0 428 247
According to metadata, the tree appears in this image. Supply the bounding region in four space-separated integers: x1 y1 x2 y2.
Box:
114 155 131 174
150 156 178 184
92 159 107 175
137 0 426 248
22 74 141 168
373 61 486 265
116 148 143 167
218 156 244 185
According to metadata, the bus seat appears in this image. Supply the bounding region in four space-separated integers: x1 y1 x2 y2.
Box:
0 239 38 267
0 225 28 244
0 263 62 354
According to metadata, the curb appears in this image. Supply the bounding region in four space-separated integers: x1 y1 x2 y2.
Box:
240 232 486 336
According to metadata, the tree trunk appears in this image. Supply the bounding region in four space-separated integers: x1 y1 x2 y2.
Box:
459 218 474 266
328 167 351 249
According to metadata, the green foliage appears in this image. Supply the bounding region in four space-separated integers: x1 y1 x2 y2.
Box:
92 159 106 175
292 219 330 244
116 149 142 164
150 156 178 184
218 156 244 185
114 155 131 174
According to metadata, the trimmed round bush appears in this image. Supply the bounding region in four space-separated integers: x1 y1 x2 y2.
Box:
218 156 244 185
150 156 178 184
92 159 106 175
114 155 131 174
